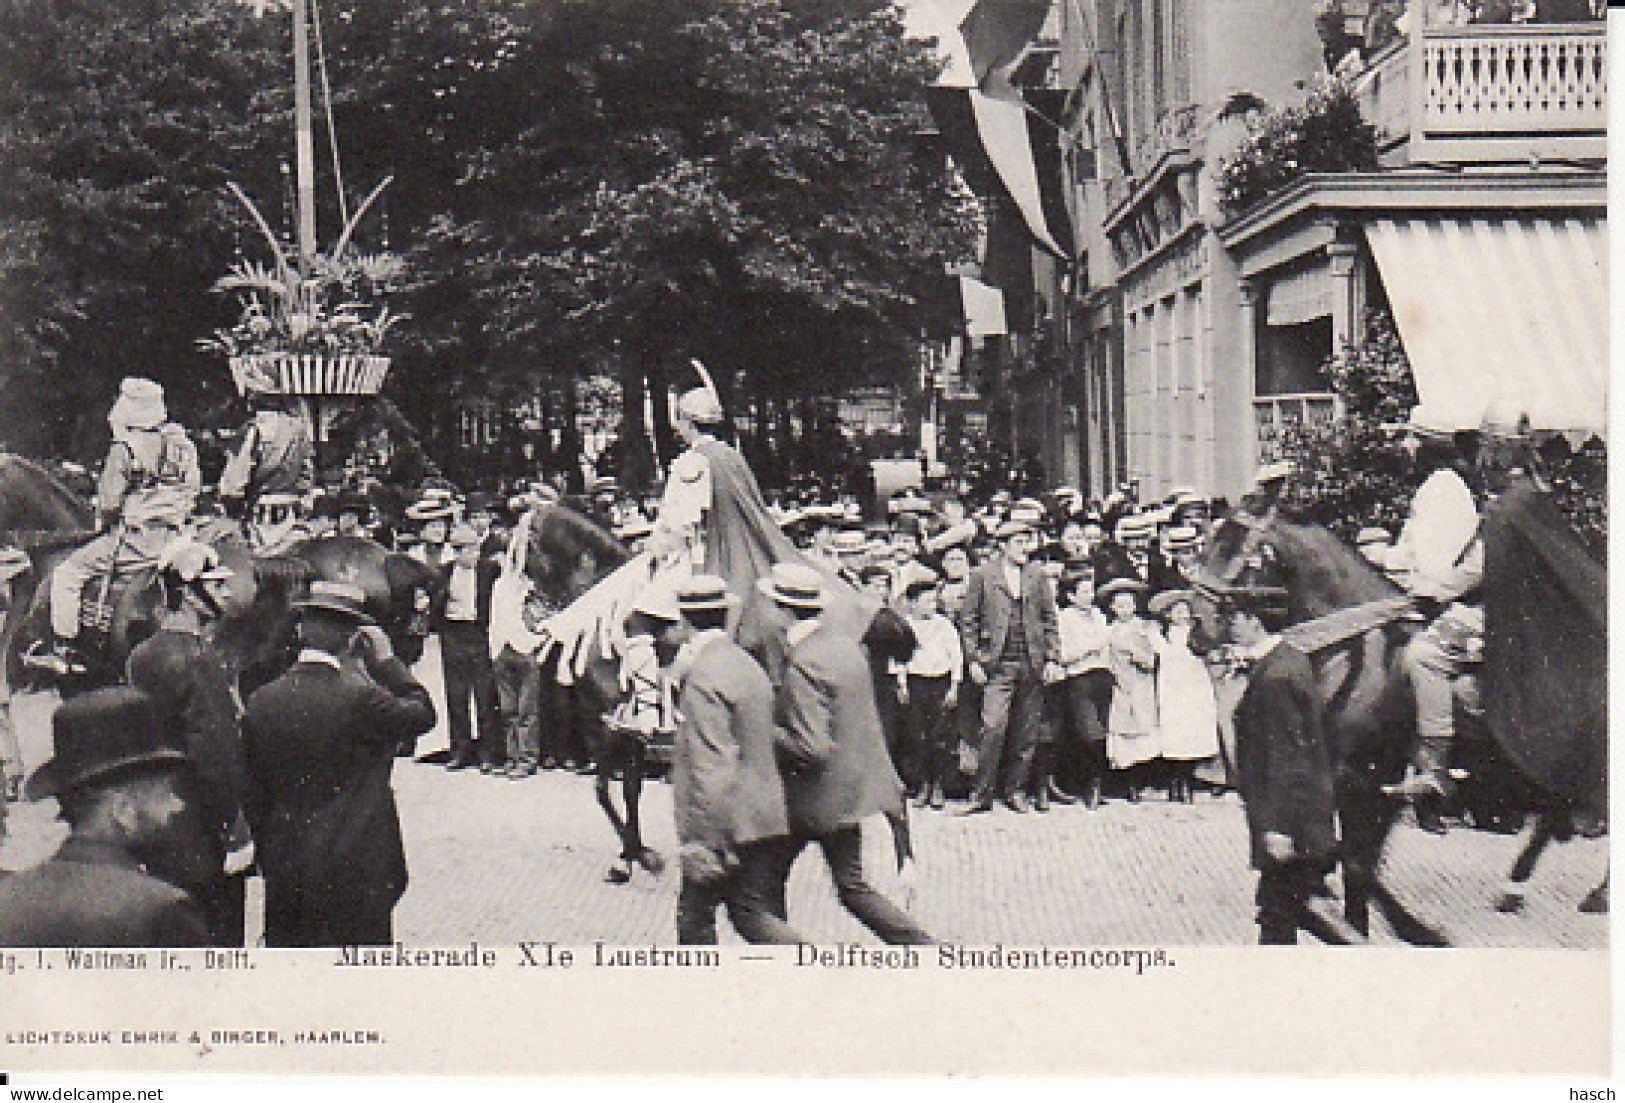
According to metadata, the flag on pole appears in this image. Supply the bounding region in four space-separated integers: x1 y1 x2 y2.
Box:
914 0 1073 260
958 0 1054 90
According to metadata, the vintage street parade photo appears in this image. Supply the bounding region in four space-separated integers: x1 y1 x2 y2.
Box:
0 0 1611 1033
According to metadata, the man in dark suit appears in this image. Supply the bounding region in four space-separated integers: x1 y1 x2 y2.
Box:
0 689 212 947
241 581 436 947
434 524 502 772
1220 583 1359 946
767 564 931 944
126 540 253 946
671 575 803 945
956 521 1061 813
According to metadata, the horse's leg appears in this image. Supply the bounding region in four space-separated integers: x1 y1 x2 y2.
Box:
1495 811 1560 913
597 736 640 884
1343 768 1451 946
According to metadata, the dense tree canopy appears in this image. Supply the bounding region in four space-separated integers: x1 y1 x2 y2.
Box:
0 0 977 485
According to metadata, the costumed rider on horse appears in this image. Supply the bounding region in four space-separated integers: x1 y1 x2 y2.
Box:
218 364 315 554
1382 406 1485 829
36 377 200 677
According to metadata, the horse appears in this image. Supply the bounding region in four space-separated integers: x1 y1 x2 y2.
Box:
1194 504 1453 944
0 454 436 700
516 501 672 882
1196 502 1605 940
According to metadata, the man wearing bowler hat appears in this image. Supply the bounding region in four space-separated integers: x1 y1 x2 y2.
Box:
765 563 931 944
241 581 436 946
0 689 213 947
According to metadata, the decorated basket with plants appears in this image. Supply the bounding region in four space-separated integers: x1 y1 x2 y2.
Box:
201 180 404 398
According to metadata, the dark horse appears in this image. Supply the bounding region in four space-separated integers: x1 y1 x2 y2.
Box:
1197 502 1606 941
0 454 436 700
516 502 670 882
1196 505 1452 944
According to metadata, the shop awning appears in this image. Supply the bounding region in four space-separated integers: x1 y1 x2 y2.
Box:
1364 215 1608 435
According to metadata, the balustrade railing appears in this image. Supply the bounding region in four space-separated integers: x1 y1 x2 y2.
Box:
1358 23 1606 163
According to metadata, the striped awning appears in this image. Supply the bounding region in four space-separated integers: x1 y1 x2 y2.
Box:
1364 215 1607 435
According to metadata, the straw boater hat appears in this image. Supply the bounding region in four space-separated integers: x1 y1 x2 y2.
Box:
757 562 825 610
676 574 736 614
108 377 167 431
889 489 931 515
995 519 1033 541
26 688 190 802
405 497 456 523
1355 526 1392 547
632 584 681 623
1148 587 1196 618
1096 577 1148 608
1163 525 1201 552
1253 460 1295 486
292 580 373 622
1115 514 1155 542
830 529 869 556
615 514 654 541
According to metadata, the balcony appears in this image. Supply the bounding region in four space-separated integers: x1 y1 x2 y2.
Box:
1355 22 1606 165
1254 393 1339 464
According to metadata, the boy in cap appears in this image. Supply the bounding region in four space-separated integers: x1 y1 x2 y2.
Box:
433 523 501 772
0 688 214 946
599 585 682 885
44 378 200 674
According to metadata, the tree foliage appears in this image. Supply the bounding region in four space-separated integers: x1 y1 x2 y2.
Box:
0 0 977 483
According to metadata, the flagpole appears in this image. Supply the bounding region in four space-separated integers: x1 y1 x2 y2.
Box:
293 0 317 276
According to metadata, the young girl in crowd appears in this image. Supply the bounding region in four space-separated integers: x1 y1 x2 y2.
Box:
1101 577 1159 802
1148 588 1219 803
1052 569 1113 809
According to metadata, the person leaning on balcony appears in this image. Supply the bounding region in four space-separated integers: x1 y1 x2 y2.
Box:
218 364 315 521
42 378 200 676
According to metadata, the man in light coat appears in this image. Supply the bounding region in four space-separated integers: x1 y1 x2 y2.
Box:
767 564 931 944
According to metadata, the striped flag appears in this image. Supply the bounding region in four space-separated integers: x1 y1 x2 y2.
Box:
913 0 1073 260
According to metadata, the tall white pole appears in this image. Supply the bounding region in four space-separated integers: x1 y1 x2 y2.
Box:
293 0 317 276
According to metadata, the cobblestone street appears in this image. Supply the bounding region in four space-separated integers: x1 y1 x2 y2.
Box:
381 758 1608 948
0 690 1607 949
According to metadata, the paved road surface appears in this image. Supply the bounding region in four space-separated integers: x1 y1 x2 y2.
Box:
2 690 1607 948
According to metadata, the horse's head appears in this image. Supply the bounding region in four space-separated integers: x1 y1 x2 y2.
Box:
1194 503 1400 640
0 453 95 542
519 502 630 608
